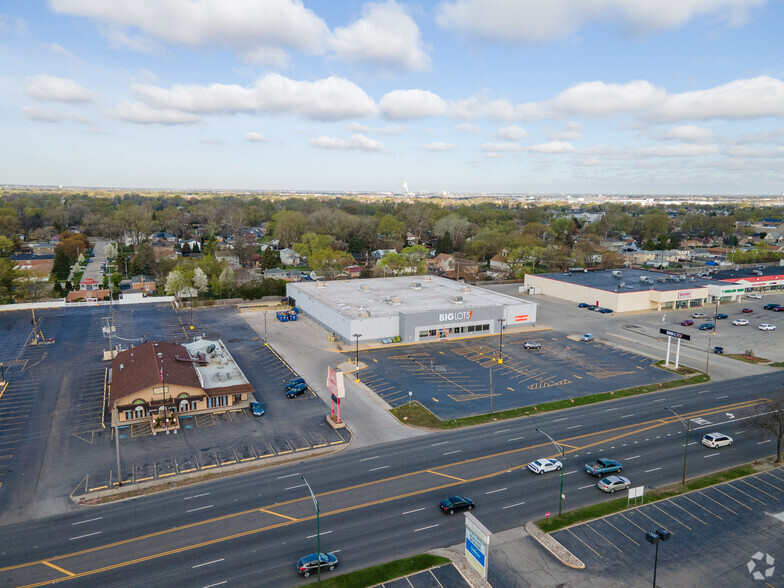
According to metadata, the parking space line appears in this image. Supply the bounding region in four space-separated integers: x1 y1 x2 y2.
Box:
618 512 647 533
564 528 603 559
697 489 738 515
600 517 639 546
737 478 779 501
583 522 622 552
666 499 707 525
760 471 784 492
635 509 675 535
765 469 784 484
712 486 753 510
652 503 692 530
680 494 722 519
726 481 767 505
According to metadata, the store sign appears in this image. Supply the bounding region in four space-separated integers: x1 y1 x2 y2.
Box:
677 291 692 299
438 310 474 322
514 315 529 322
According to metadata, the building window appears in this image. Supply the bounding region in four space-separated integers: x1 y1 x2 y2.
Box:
190 400 198 411
125 410 132 420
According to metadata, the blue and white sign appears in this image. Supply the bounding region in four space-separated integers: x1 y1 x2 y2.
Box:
464 512 492 579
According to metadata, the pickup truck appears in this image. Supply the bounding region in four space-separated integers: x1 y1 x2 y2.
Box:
584 458 623 477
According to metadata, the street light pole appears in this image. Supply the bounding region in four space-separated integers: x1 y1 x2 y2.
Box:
665 406 690 484
497 318 505 364
645 528 671 587
264 311 268 345
536 428 566 516
353 333 362 383
301 476 321 584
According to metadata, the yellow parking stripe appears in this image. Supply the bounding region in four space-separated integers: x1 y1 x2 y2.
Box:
726 482 767 505
600 517 639 546
697 490 737 515
565 528 603 559
583 522 622 552
42 561 74 576
759 472 784 493
636 509 675 535
738 478 780 500
667 499 707 525
651 503 691 530
681 494 722 520
618 512 647 533
713 487 753 510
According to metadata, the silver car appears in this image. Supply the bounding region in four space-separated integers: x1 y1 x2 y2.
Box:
597 475 631 493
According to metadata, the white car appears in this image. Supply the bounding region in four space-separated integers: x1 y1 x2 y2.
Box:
759 323 776 331
528 458 563 474
702 432 733 448
732 318 749 326
692 312 707 319
747 294 762 299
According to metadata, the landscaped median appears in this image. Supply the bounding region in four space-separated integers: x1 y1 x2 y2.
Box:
390 366 709 429
314 554 450 588
534 462 758 534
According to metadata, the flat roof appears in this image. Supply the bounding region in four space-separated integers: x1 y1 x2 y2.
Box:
536 268 715 293
290 276 532 319
182 338 251 390
710 266 784 281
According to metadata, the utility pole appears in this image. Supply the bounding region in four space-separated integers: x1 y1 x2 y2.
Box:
114 402 122 486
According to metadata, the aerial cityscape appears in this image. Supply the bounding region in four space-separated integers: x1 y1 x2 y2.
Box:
1 1 784 588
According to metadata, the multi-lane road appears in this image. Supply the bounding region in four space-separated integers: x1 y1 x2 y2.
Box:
0 370 779 587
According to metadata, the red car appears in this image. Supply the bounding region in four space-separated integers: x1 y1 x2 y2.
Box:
742 308 754 313
681 319 694 326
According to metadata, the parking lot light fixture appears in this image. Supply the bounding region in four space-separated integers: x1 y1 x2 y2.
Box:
353 333 362 383
0 362 4 383
535 428 566 516
645 528 671 588
301 476 321 584
497 318 505 364
665 406 690 484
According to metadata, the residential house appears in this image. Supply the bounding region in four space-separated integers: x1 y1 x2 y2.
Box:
344 265 363 278
371 249 397 259
487 255 511 278
264 268 303 282
405 232 418 246
130 275 157 294
215 250 240 267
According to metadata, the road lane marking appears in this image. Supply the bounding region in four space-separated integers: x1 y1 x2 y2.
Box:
277 473 300 479
567 425 582 430
442 450 461 456
42 561 74 576
427 470 466 482
604 407 619 412
369 465 390 472
552 417 568 422
507 436 525 442
716 395 728 400
625 455 641 460
285 484 307 490
430 441 449 446
652 398 667 402
758 439 772 444
359 456 380 461
307 531 331 539
485 488 507 494
669 404 683 408
645 467 661 473
415 525 439 532
621 414 634 418
69 532 101 541
259 508 298 521
494 429 511 434
578 484 595 490
403 508 425 515
192 559 224 569
704 453 719 458
502 501 525 509
202 582 227 587
184 493 210 501
72 517 103 525
564 470 578 476
186 505 213 513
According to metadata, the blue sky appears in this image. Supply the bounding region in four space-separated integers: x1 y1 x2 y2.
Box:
1 0 783 194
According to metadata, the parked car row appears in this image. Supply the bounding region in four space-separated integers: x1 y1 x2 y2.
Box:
577 303 612 313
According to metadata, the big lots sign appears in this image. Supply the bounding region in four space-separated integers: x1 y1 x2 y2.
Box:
439 310 474 322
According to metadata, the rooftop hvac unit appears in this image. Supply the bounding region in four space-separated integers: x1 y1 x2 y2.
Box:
317 282 327 288
423 276 432 281
360 284 371 292
460 286 471 293
358 310 370 318
411 282 422 289
450 295 464 304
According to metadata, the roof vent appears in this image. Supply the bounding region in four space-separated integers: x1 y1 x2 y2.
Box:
411 282 422 289
359 310 370 318
450 295 464 304
317 282 327 288
360 284 371 292
460 286 471 294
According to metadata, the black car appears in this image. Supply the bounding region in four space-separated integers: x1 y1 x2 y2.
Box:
439 495 475 514
715 313 728 319
764 303 781 310
698 323 714 330
578 303 590 308
284 376 305 391
286 382 308 398
597 308 612 314
296 553 339 577
713 346 724 354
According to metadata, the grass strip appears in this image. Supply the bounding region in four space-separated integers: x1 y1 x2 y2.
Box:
391 371 710 430
535 463 755 533
316 554 451 588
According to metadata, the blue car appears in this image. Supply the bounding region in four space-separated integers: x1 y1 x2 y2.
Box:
699 323 714 330
286 382 308 398
284 377 305 391
716 313 728 319
249 401 265 416
597 308 612 314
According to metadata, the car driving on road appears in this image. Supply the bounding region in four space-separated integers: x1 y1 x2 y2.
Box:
528 458 563 474
702 432 733 448
296 553 339 577
585 458 623 477
597 475 631 493
439 496 475 514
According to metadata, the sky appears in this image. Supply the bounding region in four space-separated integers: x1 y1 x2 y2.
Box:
1 0 783 195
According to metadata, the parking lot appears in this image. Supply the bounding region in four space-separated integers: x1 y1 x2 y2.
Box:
355 332 673 419
552 467 784 587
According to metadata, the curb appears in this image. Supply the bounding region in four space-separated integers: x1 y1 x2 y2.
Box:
524 521 585 569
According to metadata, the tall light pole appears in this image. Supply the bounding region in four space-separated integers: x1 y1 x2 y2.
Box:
353 333 362 383
301 476 321 584
645 528 671 587
0 362 4 384
497 318 505 364
665 406 690 484
157 352 168 428
536 428 565 516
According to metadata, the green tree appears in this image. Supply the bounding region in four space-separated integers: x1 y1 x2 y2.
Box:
0 258 17 303
271 210 308 247
0 235 14 256
52 247 71 280
376 215 406 247
259 249 280 270
435 231 453 254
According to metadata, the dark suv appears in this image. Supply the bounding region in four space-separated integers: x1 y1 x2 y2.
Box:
764 303 780 310
286 382 308 398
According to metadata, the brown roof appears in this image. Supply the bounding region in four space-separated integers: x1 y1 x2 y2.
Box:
67 289 110 302
108 342 201 405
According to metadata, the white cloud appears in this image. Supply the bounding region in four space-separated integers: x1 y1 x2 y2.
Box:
309 133 384 152
664 125 716 141
49 43 77 60
549 121 583 140
421 142 457 151
347 122 405 134
111 102 202 124
244 132 268 142
331 1 430 71
98 25 162 54
451 95 518 120
24 75 92 102
495 124 528 140
50 0 330 61
133 73 377 120
23 106 64 122
380 89 447 120
725 145 784 158
544 80 665 118
435 0 764 42
455 123 481 134
636 144 721 157
529 141 577 153
481 142 524 152
0 14 26 34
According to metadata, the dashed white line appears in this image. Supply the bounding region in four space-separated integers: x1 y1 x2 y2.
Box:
308 530 332 539
431 441 449 446
494 429 511 434
621 414 635 419
69 531 101 541
443 450 461 456
360 456 380 461
285 484 307 490
625 455 641 460
502 502 526 509
552 417 568 422
186 505 214 513
369 465 389 472
704 453 720 458
507 436 525 442
716 395 728 400
192 559 224 569
184 493 210 501
758 439 772 445
403 508 426 515
277 473 300 479
604 407 619 412
564 470 578 476
653 398 667 402
669 404 683 408
485 488 507 494
202 582 227 588
645 467 662 473
567 425 582 430
578 484 595 490
415 524 439 532
72 517 103 525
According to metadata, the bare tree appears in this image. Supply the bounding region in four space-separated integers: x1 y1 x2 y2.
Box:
752 393 784 463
